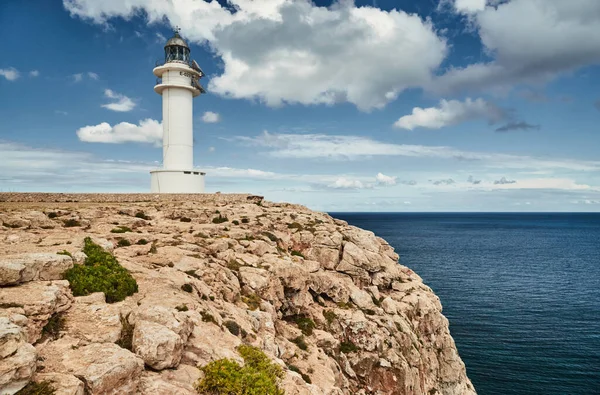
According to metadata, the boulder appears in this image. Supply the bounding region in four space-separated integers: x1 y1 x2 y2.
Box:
33 373 85 395
0 342 36 394
133 320 183 370
0 253 74 286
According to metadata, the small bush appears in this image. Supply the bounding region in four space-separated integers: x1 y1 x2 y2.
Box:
136 239 148 245
295 316 316 336
241 218 250 224
287 222 303 231
180 217 192 223
56 250 72 258
117 239 131 248
201 311 217 324
291 250 305 259
242 293 261 311
116 314 134 351
364 309 376 316
339 341 358 354
292 336 308 351
232 220 240 225
47 212 58 219
323 310 337 326
224 320 241 336
196 345 283 395
212 214 228 224
181 283 194 293
63 219 81 227
176 304 189 312
15 381 56 395
64 237 138 303
135 211 151 220
42 313 65 340
149 241 158 254
227 259 242 271
111 226 132 233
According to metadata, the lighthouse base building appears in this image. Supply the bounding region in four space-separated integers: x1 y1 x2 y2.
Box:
150 29 206 193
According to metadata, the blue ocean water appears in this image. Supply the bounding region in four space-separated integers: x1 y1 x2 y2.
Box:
330 213 600 395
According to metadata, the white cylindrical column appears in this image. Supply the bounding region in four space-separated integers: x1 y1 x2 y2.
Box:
162 86 193 169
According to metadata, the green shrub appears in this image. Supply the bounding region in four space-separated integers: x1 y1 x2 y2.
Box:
64 237 138 303
196 345 283 395
176 304 189 312
262 231 278 242
136 239 149 245
149 241 158 254
339 341 358 354
181 283 194 293
180 217 192 223
117 239 131 248
111 226 132 233
232 220 240 225
212 215 228 224
185 270 201 279
63 219 81 227
15 381 56 395
224 320 241 336
291 250 305 258
292 336 308 351
116 314 134 351
242 293 261 311
47 212 58 219
241 218 250 224
42 313 65 340
295 316 316 336
135 211 151 220
227 259 242 271
323 310 337 326
56 250 72 258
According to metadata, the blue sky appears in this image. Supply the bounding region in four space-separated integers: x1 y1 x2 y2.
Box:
1 0 600 211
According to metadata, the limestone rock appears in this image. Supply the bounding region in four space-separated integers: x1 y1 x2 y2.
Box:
0 253 74 286
0 342 36 394
34 373 85 395
60 343 144 395
133 320 184 370
62 298 124 343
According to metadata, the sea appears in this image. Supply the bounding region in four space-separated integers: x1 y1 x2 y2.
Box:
329 213 600 395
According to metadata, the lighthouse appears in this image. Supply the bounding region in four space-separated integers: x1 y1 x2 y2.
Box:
150 28 206 193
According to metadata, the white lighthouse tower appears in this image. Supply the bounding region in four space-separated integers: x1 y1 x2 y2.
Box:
150 28 206 193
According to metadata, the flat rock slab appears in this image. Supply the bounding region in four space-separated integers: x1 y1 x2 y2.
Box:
0 253 74 286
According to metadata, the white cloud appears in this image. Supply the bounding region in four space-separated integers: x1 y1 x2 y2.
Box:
208 147 215 152
29 70 40 77
434 0 600 94
87 71 99 80
494 176 516 185
72 73 83 83
375 173 397 186
76 118 162 145
155 32 166 43
234 131 600 172
63 0 447 111
0 68 20 81
55 110 69 116
454 0 487 14
328 178 367 190
202 111 221 123
101 89 136 112
394 98 506 130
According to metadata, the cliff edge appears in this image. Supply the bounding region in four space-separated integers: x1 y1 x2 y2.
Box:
0 194 475 395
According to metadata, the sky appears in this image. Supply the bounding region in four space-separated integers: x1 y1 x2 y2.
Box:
1 0 600 212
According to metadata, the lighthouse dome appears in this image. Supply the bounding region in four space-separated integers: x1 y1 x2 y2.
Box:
164 32 189 49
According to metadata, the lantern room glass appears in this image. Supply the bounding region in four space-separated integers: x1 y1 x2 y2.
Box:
165 46 190 63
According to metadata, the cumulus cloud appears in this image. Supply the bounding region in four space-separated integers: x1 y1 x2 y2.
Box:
29 70 40 77
0 68 20 81
72 72 99 83
72 73 83 83
433 178 456 186
494 177 516 185
76 118 162 145
87 71 99 80
495 121 540 132
434 0 600 94
453 0 487 14
467 175 481 184
101 89 136 112
63 0 447 111
394 98 506 130
202 111 221 123
375 173 397 186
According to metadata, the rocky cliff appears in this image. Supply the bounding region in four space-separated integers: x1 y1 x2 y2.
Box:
0 194 475 395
